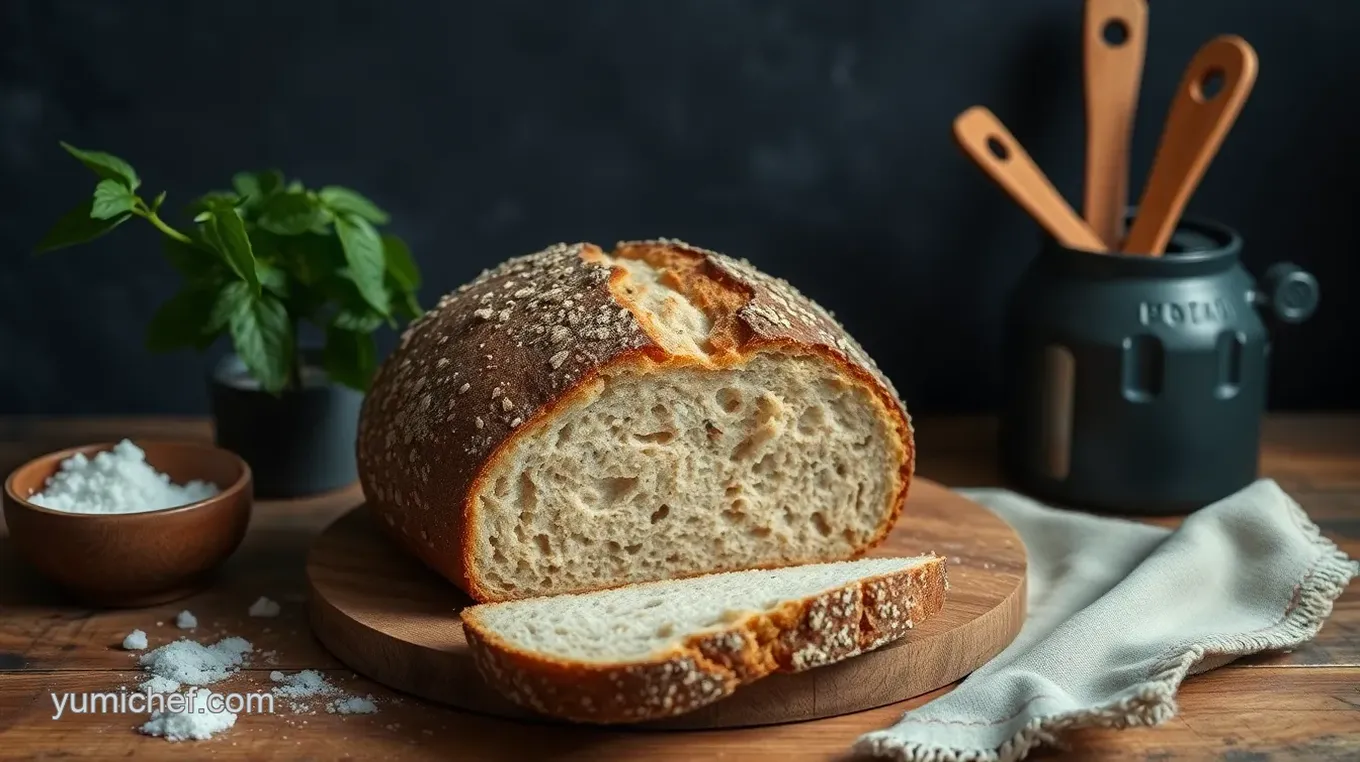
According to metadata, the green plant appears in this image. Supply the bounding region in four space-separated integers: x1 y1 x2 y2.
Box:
35 142 422 394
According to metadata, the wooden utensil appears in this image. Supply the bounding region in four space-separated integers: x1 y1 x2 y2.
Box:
953 106 1108 252
1124 35 1259 256
1082 0 1148 247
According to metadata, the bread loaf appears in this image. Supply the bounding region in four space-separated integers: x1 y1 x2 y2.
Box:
462 555 947 723
357 239 914 602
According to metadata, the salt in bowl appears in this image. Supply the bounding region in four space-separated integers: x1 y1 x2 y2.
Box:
3 440 253 607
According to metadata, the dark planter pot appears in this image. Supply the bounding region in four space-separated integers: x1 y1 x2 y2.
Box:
999 215 1320 515
208 353 363 499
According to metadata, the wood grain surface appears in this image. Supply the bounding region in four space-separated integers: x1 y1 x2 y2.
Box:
1 414 1357 760
305 480 1026 728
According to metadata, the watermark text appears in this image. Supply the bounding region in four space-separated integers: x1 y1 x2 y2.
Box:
50 689 274 720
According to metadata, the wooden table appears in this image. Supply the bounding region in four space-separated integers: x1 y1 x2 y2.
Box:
1 415 1356 761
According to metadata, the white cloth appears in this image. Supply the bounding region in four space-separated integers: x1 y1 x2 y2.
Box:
856 479 1357 762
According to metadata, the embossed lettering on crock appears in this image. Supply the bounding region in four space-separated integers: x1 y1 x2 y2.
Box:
1138 298 1236 327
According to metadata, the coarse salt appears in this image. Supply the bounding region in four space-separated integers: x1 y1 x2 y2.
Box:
139 637 252 686
327 695 379 715
248 596 281 618
26 440 219 514
139 689 236 742
122 629 148 650
271 669 339 713
175 610 197 629
139 675 181 695
270 669 337 697
271 670 380 715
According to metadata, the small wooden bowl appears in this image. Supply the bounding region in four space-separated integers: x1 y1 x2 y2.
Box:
2 441 253 608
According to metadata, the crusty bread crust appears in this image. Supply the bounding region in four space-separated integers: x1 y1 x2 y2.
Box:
356 239 915 602
461 556 946 724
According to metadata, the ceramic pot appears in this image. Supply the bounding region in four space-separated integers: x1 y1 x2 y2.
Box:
208 352 362 499
998 216 1319 514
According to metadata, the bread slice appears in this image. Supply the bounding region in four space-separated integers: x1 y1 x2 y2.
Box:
462 555 946 724
357 239 914 602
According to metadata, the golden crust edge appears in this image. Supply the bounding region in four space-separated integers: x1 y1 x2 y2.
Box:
460 556 947 724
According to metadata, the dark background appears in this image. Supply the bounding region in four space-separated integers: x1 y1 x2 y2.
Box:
1 0 1354 415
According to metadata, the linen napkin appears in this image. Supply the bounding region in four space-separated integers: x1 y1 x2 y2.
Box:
856 479 1357 762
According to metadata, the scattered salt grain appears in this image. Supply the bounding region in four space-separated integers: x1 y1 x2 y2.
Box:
327 695 378 715
139 675 181 695
25 440 219 514
248 596 281 618
139 689 236 742
139 637 252 685
270 669 337 699
122 629 148 650
175 610 197 629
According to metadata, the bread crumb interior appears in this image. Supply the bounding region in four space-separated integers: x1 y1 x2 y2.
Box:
471 352 899 599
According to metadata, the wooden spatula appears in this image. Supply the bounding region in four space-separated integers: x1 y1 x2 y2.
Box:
1124 35 1259 256
953 106 1107 252
1082 0 1148 248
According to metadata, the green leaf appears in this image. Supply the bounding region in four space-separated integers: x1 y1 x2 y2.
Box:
203 203 260 294
384 270 423 322
333 308 384 332
334 215 389 315
150 190 167 212
323 323 377 391
186 191 244 220
161 237 224 285
396 289 423 321
145 286 220 352
34 199 130 253
90 179 137 220
261 231 337 285
319 186 389 224
228 291 294 394
59 142 140 190
381 234 420 290
207 280 252 335
232 170 285 210
230 173 259 202
255 260 289 297
258 191 330 235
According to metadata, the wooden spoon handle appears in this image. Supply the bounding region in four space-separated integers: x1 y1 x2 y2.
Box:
1082 0 1148 247
1124 35 1259 256
953 106 1107 252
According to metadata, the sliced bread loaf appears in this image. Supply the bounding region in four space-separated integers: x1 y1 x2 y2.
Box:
461 555 946 723
357 239 915 602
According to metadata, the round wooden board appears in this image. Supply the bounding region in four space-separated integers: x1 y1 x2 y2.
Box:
306 479 1026 729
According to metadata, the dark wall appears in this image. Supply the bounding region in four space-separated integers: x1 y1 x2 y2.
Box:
1 0 1355 414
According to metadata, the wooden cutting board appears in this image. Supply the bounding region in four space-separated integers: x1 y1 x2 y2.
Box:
305 479 1026 729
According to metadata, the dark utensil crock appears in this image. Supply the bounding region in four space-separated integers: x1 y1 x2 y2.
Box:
209 353 363 499
999 215 1319 514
